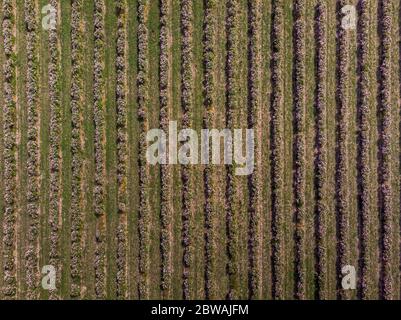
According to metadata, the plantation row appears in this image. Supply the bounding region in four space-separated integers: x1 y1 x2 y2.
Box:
335 0 351 301
47 0 62 300
270 0 284 300
313 0 328 300
225 0 240 300
115 0 128 299
93 0 106 299
356 0 371 300
70 0 84 298
2 0 17 298
2 0 401 300
24 0 40 300
137 0 150 300
247 0 262 300
180 0 193 300
159 0 172 299
202 0 216 300
292 0 306 300
378 0 393 300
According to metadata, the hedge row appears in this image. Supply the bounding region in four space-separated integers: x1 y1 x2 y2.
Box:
378 0 393 300
270 0 285 300
93 0 107 299
356 0 371 300
313 0 328 300
335 0 351 300
24 0 40 300
292 0 306 300
247 0 262 300
159 0 172 298
180 0 193 300
137 0 150 300
2 0 17 299
70 0 84 299
48 0 62 300
115 0 128 299
225 0 240 300
202 0 216 300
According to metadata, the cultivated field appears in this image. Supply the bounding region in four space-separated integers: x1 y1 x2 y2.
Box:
0 0 401 300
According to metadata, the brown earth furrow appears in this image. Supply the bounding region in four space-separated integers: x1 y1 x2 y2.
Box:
1 0 17 299
93 0 107 299
24 0 40 300
292 0 306 300
356 0 371 300
137 0 150 300
378 0 393 300
313 0 328 300
270 0 284 300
